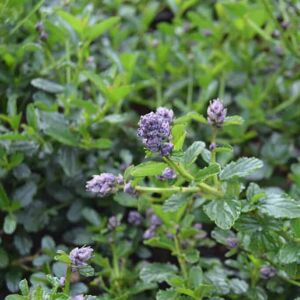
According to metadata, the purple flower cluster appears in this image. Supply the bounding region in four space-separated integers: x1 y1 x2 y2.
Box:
108 216 120 230
69 246 93 267
207 98 227 127
86 173 123 197
157 167 176 181
260 266 277 278
143 213 162 240
137 107 174 156
128 211 142 225
124 181 136 195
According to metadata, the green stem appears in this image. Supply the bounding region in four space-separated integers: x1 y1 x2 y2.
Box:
187 64 193 109
156 79 163 107
163 157 223 197
63 265 72 294
135 186 200 193
210 127 218 186
174 235 188 280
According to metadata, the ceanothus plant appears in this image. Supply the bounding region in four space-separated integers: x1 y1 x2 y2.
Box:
7 101 300 300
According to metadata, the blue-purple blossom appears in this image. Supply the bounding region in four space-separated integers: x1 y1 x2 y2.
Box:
69 246 93 267
128 211 142 225
260 266 277 278
193 223 203 230
226 238 238 249
108 216 120 230
209 143 216 151
207 98 227 127
158 167 176 181
124 181 135 195
72 295 85 300
86 173 123 197
150 214 162 227
143 227 156 239
137 107 174 156
59 276 65 286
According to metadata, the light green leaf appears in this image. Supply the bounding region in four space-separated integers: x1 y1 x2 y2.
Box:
163 194 190 212
114 192 138 207
130 161 167 177
31 78 64 94
223 115 244 126
219 157 263 180
189 266 203 289
144 237 174 251
278 243 299 264
195 163 221 182
203 199 241 229
57 10 84 34
172 124 186 151
87 17 120 41
183 141 205 168
140 263 177 283
3 214 17 234
258 193 300 219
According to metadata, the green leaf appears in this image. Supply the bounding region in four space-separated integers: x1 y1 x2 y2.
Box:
5 296 27 300
13 181 37 207
195 163 221 182
183 249 199 264
114 192 138 207
87 17 120 41
278 243 299 264
291 219 300 238
130 161 167 177
172 124 186 151
203 199 241 229
219 157 263 180
144 237 174 251
223 115 244 126
82 208 101 226
140 263 177 283
156 289 177 300
54 250 71 265
0 184 10 208
19 279 29 296
4 214 17 234
57 10 83 35
79 265 95 277
31 78 64 94
163 194 190 212
174 112 206 124
189 266 203 289
258 193 300 219
0 248 9 268
183 141 205 168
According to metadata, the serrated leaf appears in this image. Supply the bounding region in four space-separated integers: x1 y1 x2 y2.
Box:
31 78 64 93
258 193 300 219
278 243 299 264
130 161 167 177
219 157 263 180
163 194 190 212
140 263 177 284
183 141 205 167
204 199 241 229
195 163 220 182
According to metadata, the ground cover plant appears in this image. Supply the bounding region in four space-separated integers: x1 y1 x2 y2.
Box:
1 0 300 299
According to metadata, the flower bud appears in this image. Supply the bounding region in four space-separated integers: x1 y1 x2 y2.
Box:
128 211 142 226
157 167 176 180
260 266 277 278
143 227 156 239
108 215 120 230
207 98 227 127
69 246 93 267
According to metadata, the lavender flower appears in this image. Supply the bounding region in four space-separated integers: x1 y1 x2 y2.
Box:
156 107 174 124
193 223 203 230
72 295 85 300
260 266 277 278
59 276 65 286
157 167 176 181
143 227 156 239
226 238 238 249
137 108 174 156
108 216 120 230
209 143 216 151
207 98 227 127
69 246 93 267
124 181 135 195
86 173 123 197
128 211 142 226
150 214 162 228
35 22 44 32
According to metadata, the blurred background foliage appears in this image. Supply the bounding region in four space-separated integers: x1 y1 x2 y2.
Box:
0 0 300 297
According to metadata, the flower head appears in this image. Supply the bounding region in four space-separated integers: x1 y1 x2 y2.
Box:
143 227 156 239
128 211 142 226
86 173 123 197
137 108 174 156
207 98 227 127
260 266 277 278
69 246 93 267
150 214 162 228
108 216 120 230
157 167 176 181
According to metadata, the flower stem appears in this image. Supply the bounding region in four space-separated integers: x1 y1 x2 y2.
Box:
174 235 188 280
63 265 72 295
163 157 223 197
135 186 200 193
210 127 218 186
